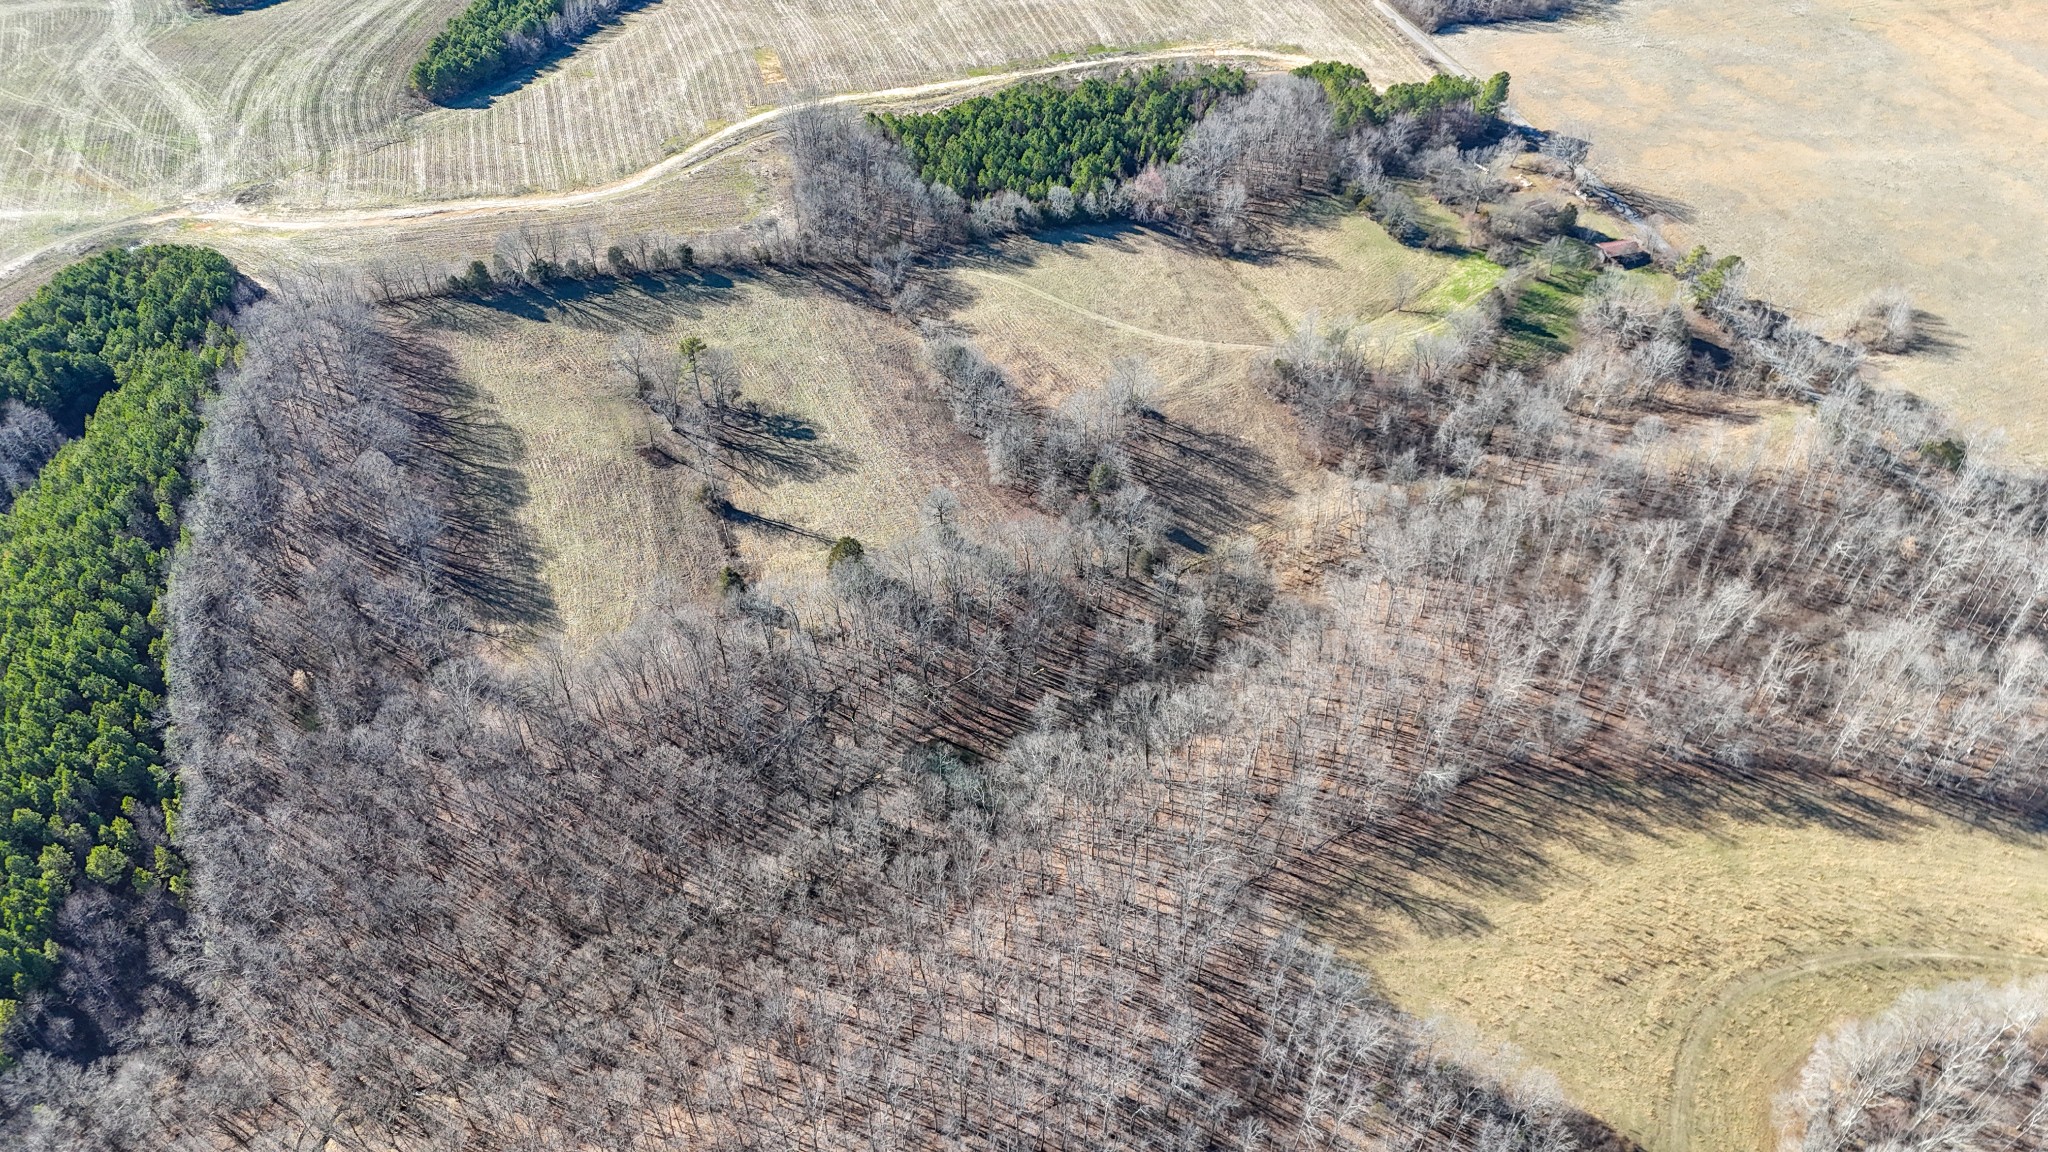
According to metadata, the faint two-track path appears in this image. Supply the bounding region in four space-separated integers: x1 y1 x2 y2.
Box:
956 268 1273 352
1664 946 2048 1152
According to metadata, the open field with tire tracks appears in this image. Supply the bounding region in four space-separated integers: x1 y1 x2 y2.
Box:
0 0 1435 295
1356 769 2048 1152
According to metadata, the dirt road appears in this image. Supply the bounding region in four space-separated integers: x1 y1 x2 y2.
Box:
0 46 1314 287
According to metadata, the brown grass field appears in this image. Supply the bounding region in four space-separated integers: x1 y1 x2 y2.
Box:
0 0 1436 295
1443 0 2048 458
408 212 1492 643
417 273 1004 644
1358 777 2048 1152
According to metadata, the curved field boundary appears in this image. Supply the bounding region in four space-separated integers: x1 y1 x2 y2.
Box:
1666 947 2048 1152
0 45 1315 287
196 46 1317 227
957 268 1274 352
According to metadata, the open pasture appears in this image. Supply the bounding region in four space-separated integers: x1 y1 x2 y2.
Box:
953 214 1500 476
1354 770 2048 1152
1443 0 2048 457
416 272 1017 644
0 0 1437 293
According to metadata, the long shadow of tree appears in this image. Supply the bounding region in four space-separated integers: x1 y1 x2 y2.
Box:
709 403 856 486
1300 740 2045 950
388 332 559 636
1124 410 1293 551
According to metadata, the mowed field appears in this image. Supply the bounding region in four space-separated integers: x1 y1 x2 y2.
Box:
1355 774 2048 1152
1442 0 2048 457
417 213 1486 643
0 0 1435 289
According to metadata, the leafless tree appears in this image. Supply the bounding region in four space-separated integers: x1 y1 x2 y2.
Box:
1780 978 2048 1152
0 400 61 506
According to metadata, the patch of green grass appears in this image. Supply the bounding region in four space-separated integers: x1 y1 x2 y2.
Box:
1499 257 1600 365
1418 253 1504 313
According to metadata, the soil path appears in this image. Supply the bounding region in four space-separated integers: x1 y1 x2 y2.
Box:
1665 947 2048 1152
0 45 1314 283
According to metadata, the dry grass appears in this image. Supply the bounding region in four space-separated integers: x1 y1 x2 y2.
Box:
1355 784 2048 1152
1442 0 2048 458
953 214 1499 479
409 212 1476 643
416 272 1020 644
0 0 1436 289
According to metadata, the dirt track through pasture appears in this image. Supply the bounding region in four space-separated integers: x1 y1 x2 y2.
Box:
1666 947 2048 1152
0 46 1315 285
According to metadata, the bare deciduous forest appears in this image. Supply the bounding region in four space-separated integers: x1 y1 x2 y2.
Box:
0 60 2043 1152
1780 979 2048 1151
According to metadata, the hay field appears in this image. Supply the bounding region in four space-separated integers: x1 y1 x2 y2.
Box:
1357 779 2048 1152
1441 0 2048 457
0 0 1436 289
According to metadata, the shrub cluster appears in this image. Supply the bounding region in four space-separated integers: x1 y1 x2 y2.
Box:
0 246 235 1047
410 0 630 103
875 65 1250 199
411 0 562 101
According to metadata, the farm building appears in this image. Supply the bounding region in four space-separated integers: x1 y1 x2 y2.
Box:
1594 238 1649 268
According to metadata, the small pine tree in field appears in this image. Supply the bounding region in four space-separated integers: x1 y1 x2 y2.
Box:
827 536 866 568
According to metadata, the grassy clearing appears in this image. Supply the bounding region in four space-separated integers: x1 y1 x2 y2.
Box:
1497 258 1597 364
418 272 1015 643
963 212 1497 354
416 210 1464 642
952 212 1499 499
1352 780 2048 1152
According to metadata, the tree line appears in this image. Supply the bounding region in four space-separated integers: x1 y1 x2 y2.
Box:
785 61 1518 274
410 0 633 103
0 246 238 1060
1291 61 1510 131
361 63 1521 307
1389 0 1588 32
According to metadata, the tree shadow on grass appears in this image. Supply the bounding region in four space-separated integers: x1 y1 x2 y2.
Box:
387 331 560 638
720 503 831 542
1124 411 1293 551
1433 0 1622 35
458 272 741 332
433 0 664 110
1903 309 1966 359
1302 740 2046 952
1601 181 1699 225
709 402 857 485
